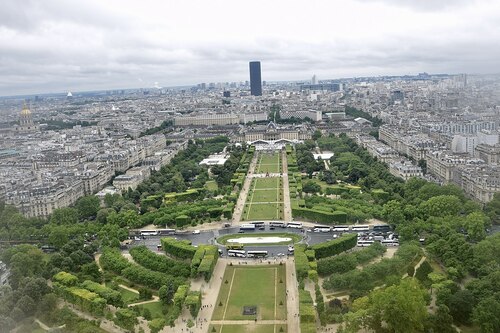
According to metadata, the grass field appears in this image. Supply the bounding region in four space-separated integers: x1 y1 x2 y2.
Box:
209 324 288 333
212 265 287 321
257 153 281 174
244 177 283 220
132 301 169 319
117 286 139 304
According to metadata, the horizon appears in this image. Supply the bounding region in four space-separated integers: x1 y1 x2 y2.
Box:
1 0 500 96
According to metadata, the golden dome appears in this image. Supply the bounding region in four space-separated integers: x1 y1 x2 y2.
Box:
20 103 31 116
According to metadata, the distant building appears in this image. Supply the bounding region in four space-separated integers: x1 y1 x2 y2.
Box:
14 103 39 133
249 61 262 96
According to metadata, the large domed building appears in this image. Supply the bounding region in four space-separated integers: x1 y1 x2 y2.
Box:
15 103 39 132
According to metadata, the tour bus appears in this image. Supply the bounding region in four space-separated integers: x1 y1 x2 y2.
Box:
313 225 331 233
381 239 399 247
227 250 246 258
247 250 268 258
357 239 375 247
270 221 286 228
351 225 370 232
286 222 303 229
250 221 265 226
372 225 391 233
240 224 256 231
226 244 244 250
332 225 350 232
157 229 176 235
140 230 159 236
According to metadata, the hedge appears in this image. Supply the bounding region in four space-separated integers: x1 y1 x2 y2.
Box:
184 291 202 317
81 280 123 307
299 289 316 323
175 215 190 228
53 282 106 316
292 207 347 224
161 238 197 260
308 270 318 282
173 285 189 308
311 233 357 259
100 248 184 290
295 245 310 281
130 245 191 278
53 271 79 286
114 308 138 331
149 318 167 333
191 245 219 281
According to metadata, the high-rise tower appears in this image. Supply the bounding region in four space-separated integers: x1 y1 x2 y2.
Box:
249 61 262 96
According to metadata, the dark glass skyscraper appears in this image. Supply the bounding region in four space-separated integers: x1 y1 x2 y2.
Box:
249 61 262 96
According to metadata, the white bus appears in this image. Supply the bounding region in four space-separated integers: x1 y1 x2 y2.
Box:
357 240 374 247
270 222 286 228
157 229 176 235
313 225 331 233
240 224 256 231
287 222 303 229
332 225 350 232
228 250 246 258
351 225 370 232
381 239 399 247
247 250 268 258
140 230 159 236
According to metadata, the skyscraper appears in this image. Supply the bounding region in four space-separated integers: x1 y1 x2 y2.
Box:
249 61 262 96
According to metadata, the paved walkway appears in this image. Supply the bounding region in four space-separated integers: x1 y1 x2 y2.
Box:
281 150 292 222
285 258 301 333
232 152 259 224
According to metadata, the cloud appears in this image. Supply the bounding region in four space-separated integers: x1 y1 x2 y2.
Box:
0 0 499 96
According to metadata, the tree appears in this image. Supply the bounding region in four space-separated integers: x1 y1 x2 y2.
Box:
472 294 500 333
303 181 321 194
425 305 457 333
50 207 79 225
343 278 427 333
312 130 322 141
484 192 500 224
448 289 475 325
464 211 490 242
419 195 462 218
159 284 175 305
75 196 100 220
15 295 36 316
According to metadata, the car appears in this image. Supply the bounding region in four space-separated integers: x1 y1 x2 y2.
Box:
134 236 141 241
238 230 245 233
259 226 265 230
224 223 231 228
270 226 275 230
192 230 200 234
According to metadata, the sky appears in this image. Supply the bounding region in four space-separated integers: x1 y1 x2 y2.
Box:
1 0 499 96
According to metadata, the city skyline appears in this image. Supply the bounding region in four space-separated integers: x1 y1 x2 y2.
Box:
1 0 500 96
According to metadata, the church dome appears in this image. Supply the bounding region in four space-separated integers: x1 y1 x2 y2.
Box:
20 104 31 116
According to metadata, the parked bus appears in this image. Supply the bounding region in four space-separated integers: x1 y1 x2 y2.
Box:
351 225 370 232
332 225 350 232
240 224 256 231
250 221 265 226
247 250 268 258
357 240 374 247
381 239 399 247
140 230 159 236
157 229 176 235
313 225 331 233
270 222 286 228
227 250 246 258
287 222 303 229
226 244 244 250
372 225 391 233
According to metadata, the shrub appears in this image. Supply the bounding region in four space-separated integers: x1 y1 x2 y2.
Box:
311 233 357 259
53 271 79 286
161 238 197 260
81 280 123 307
184 291 202 317
130 245 191 278
173 285 189 308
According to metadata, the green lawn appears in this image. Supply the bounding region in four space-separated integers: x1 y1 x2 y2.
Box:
209 324 287 333
132 301 168 319
117 286 139 305
257 153 281 174
217 232 302 245
205 180 219 191
244 203 282 220
251 189 279 202
212 265 287 321
253 177 280 190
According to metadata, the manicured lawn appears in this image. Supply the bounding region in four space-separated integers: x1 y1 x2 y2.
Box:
217 232 302 245
251 189 279 202
132 301 168 319
209 324 287 333
253 177 280 190
244 177 283 220
257 153 281 174
212 265 287 321
205 180 218 191
117 286 139 304
244 203 281 220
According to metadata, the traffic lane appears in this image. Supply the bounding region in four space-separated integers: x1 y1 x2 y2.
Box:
217 226 304 236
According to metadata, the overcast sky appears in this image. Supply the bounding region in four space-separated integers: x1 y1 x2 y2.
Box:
1 0 499 96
